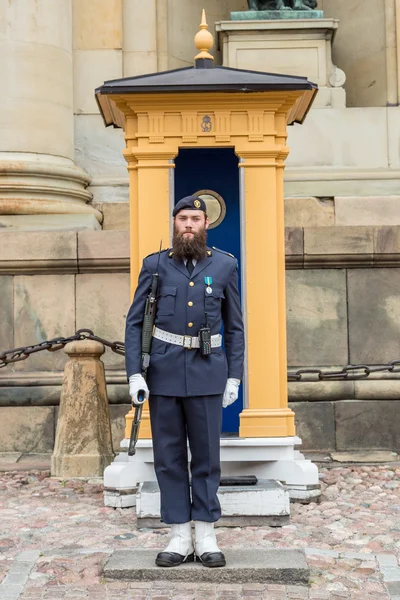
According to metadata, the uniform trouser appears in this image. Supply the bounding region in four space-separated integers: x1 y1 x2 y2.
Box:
149 394 223 525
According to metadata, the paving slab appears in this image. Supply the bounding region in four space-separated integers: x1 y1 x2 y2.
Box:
103 548 309 584
0 453 51 472
331 451 399 463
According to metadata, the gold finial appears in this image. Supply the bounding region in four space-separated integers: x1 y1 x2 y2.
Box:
194 9 214 61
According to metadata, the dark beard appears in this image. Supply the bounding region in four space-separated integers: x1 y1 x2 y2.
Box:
172 227 208 261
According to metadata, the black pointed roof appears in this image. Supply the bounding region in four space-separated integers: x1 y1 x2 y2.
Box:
95 64 317 128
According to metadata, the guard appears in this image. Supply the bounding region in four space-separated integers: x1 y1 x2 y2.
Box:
125 195 245 568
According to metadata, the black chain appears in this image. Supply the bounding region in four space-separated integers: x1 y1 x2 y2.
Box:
288 361 400 382
1 332 400 382
0 329 125 369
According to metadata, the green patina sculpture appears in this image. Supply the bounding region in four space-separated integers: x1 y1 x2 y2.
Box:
231 0 323 20
248 0 317 8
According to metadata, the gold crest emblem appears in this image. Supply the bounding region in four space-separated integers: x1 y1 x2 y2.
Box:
194 199 201 208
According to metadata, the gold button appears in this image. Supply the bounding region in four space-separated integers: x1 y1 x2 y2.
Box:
188 301 193 307
189 281 194 287
188 322 193 328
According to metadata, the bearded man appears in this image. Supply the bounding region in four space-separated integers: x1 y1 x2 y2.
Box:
125 195 245 568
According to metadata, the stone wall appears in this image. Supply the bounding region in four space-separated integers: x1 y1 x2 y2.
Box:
1 226 400 454
2 1 400 454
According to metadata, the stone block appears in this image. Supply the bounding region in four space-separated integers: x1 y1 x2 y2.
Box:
77 230 129 271
0 407 55 452
104 548 309 584
286 270 348 366
74 114 126 177
122 0 157 52
289 402 335 451
388 106 400 168
355 380 400 400
13 275 75 371
285 197 334 228
288 381 355 401
76 273 130 369
109 404 130 452
123 51 158 77
286 108 388 169
101 203 129 230
0 231 77 272
73 0 122 50
304 226 374 256
374 226 400 254
91 184 129 205
285 227 303 257
336 400 400 451
347 269 400 363
0 277 13 351
284 164 400 200
0 386 61 407
335 197 400 226
74 49 122 114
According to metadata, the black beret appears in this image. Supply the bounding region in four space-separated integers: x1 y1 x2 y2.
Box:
172 195 207 217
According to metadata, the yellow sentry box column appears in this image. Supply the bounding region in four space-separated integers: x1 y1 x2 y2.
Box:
96 12 317 466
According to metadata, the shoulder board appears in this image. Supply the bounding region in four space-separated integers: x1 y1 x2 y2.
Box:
212 246 235 259
145 248 169 258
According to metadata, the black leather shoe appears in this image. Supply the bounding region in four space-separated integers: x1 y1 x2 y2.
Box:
155 551 195 567
197 552 226 568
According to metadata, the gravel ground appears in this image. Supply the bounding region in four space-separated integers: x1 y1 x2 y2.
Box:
0 464 399 599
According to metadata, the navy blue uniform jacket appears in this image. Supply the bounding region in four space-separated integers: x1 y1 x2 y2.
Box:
125 247 245 397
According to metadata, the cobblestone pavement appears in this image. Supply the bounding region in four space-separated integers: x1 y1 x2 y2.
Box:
0 464 399 599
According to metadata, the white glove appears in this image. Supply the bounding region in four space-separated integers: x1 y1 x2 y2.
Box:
222 378 240 408
129 374 150 406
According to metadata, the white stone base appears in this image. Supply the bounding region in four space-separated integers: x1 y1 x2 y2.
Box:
136 479 290 527
103 489 137 508
103 436 320 509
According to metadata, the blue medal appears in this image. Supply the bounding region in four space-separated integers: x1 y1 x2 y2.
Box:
205 276 213 294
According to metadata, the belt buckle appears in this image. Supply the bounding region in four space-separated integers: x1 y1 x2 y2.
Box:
183 335 193 350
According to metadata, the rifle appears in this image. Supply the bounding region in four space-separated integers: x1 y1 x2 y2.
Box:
128 243 162 456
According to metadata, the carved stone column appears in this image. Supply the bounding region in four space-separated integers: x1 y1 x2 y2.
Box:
0 0 101 230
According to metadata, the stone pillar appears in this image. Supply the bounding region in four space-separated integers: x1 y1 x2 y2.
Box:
0 0 101 230
51 340 114 477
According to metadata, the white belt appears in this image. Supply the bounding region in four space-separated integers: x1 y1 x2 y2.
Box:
153 326 222 350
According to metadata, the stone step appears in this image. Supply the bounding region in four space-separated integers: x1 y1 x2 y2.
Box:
136 479 290 528
104 549 309 585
